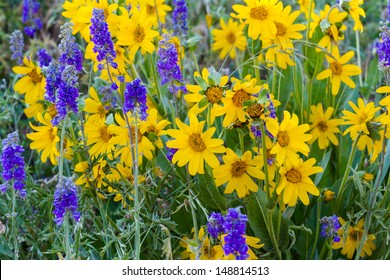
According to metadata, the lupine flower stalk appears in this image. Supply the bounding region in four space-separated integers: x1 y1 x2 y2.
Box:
320 215 341 242
0 131 26 198
22 0 42 37
172 0 188 38
45 23 83 125
90 8 117 71
123 78 148 120
37 48 52 67
9 30 24 64
53 177 80 226
377 23 390 72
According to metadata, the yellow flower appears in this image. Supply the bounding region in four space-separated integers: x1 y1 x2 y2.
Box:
139 108 170 149
13 56 45 105
253 136 277 183
139 0 172 27
362 172 374 181
346 0 366 32
211 18 247 59
232 0 285 40
62 0 90 40
181 228 225 260
117 7 159 60
322 189 336 202
316 47 361 95
270 111 312 166
184 68 228 124
218 75 262 127
261 5 306 69
24 101 44 119
310 4 347 51
166 114 225 176
277 158 322 206
75 159 108 191
84 114 116 158
376 86 390 138
309 104 343 149
84 87 108 119
26 113 60 165
297 0 315 19
332 218 376 259
342 98 381 139
109 113 155 167
214 148 264 198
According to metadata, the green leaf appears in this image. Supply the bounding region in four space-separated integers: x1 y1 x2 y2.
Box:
197 169 227 211
314 149 332 186
194 75 208 91
246 191 289 251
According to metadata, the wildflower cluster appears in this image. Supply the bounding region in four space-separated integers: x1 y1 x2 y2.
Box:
320 215 341 242
22 0 42 37
9 30 24 64
53 177 80 225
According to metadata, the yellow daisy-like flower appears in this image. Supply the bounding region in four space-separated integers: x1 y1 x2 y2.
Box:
309 104 343 149
117 7 159 60
84 87 108 119
109 113 155 167
332 218 376 259
270 111 312 166
231 0 285 40
184 68 228 124
345 0 366 32
63 0 120 41
310 4 347 51
139 108 170 149
261 5 306 69
277 158 322 206
218 75 262 127
342 98 381 139
24 101 44 119
13 56 45 105
84 114 116 158
316 47 361 96
214 148 265 198
140 0 172 27
166 114 225 176
211 18 247 59
297 0 315 19
26 113 60 165
357 130 384 162
75 159 108 192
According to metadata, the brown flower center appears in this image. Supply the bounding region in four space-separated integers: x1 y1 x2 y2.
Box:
266 148 275 162
247 103 264 119
275 22 287 36
286 168 302 183
28 69 42 84
205 86 223 104
226 31 236 44
130 126 143 143
250 6 268 20
317 121 328 132
330 62 342 75
277 131 289 147
349 228 363 241
97 105 106 117
147 125 157 134
232 89 250 107
231 160 247 177
146 4 156 15
48 128 56 142
188 133 206 152
47 104 57 118
202 245 216 259
100 126 112 143
134 24 146 43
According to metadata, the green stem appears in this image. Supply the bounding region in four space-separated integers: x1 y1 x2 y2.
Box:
189 189 200 246
238 131 245 152
267 210 282 260
310 201 322 259
148 53 162 101
355 125 388 259
133 115 141 260
259 121 271 198
11 186 18 260
355 31 363 88
334 134 361 214
64 214 71 260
